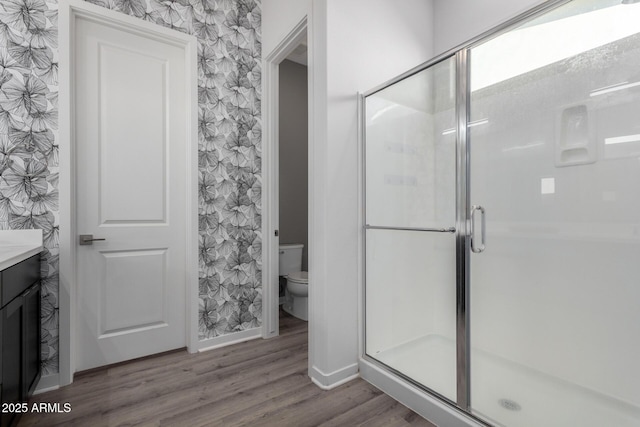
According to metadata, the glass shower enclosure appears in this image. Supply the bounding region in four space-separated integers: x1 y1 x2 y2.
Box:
361 1 640 426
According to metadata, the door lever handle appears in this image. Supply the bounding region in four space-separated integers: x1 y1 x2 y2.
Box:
79 234 106 245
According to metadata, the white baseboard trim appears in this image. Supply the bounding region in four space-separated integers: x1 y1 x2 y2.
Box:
198 327 262 352
310 363 359 390
34 374 60 395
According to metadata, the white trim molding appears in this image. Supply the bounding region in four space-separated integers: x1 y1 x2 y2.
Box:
306 0 331 388
34 374 60 395
357 92 366 374
185 20 200 357
261 16 309 341
310 363 359 390
198 328 262 352
58 0 198 386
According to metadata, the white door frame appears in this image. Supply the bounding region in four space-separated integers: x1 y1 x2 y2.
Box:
261 17 310 339
58 0 199 386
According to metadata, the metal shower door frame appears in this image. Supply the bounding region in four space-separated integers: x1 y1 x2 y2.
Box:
359 0 574 421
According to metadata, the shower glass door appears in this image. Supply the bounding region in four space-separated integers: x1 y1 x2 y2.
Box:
468 1 640 426
364 56 458 402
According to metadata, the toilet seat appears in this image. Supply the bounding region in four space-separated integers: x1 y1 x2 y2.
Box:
286 271 308 284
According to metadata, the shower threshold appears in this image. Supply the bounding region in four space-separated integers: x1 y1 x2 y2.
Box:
374 335 640 427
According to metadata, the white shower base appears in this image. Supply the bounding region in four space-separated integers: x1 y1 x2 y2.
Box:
373 335 640 427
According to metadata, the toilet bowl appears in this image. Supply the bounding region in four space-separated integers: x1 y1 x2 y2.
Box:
284 271 308 321
279 244 308 321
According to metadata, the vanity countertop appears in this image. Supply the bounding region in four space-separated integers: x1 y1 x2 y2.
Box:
0 230 44 271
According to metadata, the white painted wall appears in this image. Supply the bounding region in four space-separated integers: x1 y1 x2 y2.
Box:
262 0 312 56
433 0 546 54
313 0 435 385
263 0 435 388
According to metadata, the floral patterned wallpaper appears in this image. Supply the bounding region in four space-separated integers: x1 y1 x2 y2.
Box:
0 0 60 376
0 0 261 375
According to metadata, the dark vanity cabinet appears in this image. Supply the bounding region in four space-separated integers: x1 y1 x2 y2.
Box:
0 254 41 427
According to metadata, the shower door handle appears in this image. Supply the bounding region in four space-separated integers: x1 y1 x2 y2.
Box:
470 205 486 253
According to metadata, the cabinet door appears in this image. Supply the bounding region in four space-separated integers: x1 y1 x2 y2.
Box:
22 283 40 398
1 298 23 427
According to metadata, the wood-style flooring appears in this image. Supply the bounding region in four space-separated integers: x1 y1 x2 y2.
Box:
20 311 435 427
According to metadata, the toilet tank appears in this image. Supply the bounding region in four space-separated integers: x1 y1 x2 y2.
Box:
279 243 303 276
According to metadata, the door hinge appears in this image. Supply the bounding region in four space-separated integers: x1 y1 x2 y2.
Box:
275 230 279 236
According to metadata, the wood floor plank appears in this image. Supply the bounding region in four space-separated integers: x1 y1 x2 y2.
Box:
356 398 437 427
25 347 308 426
20 311 435 427
229 379 383 427
319 391 406 427
160 374 317 427
103 351 310 426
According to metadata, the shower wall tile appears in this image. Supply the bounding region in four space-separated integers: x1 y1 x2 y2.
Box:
0 0 262 375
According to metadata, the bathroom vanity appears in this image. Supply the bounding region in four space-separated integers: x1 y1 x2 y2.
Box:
0 231 43 427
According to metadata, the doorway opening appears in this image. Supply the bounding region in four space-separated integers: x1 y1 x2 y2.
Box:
278 41 309 321
261 19 310 341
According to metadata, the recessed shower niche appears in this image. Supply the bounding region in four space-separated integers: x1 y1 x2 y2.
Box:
556 104 596 166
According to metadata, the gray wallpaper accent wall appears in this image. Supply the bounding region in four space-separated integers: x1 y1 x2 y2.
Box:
0 0 60 376
80 0 263 340
0 0 261 375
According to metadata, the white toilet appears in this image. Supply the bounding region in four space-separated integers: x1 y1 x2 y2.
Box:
279 244 309 321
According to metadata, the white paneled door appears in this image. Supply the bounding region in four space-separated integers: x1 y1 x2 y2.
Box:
74 11 190 371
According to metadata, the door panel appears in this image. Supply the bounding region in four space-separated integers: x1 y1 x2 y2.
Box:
75 14 189 371
22 282 41 397
366 228 457 401
364 57 458 402
1 298 22 427
100 250 167 336
365 59 456 230
99 44 168 224
468 1 640 425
